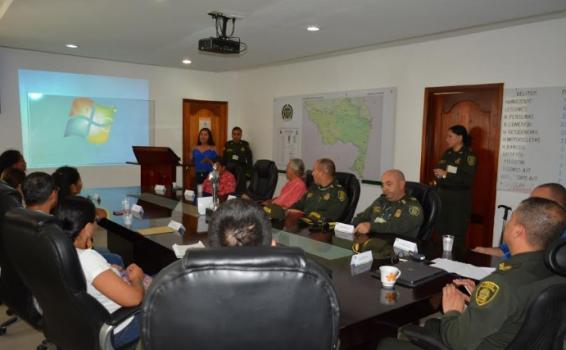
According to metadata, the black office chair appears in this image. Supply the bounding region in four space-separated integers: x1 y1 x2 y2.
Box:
405 181 441 241
3 207 139 350
141 247 341 350
402 237 566 350
335 172 360 223
245 159 279 201
0 181 42 335
225 161 247 195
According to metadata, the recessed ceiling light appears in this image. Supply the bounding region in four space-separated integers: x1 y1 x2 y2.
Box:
306 25 320 32
182 59 192 65
65 44 79 49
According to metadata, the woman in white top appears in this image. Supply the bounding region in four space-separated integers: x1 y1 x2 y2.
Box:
56 196 145 348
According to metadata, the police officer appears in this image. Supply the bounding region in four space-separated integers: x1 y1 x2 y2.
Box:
223 127 253 179
433 125 477 249
288 158 348 222
377 197 566 350
353 169 423 239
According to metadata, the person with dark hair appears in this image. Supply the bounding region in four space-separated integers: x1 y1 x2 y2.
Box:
473 182 566 258
288 158 348 222
378 197 566 350
208 198 272 247
1 167 26 195
51 165 123 266
22 172 58 212
202 158 237 196
223 126 253 179
0 149 27 176
433 125 477 249
191 128 217 184
52 166 107 220
57 196 145 348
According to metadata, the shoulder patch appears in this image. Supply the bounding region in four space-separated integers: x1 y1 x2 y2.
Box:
467 155 477 166
338 190 346 202
475 281 500 306
409 206 421 216
372 205 381 214
498 262 512 271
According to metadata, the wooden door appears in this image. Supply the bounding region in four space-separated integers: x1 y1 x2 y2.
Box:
182 99 228 190
420 84 503 248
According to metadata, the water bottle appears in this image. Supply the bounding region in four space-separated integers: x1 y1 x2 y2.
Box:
122 197 130 215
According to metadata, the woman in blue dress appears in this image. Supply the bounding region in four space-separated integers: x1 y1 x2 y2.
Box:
192 128 217 184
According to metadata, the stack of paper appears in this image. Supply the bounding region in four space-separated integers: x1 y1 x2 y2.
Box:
431 258 495 280
172 241 206 258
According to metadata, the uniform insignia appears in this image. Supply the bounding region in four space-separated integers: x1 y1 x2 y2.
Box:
338 191 346 202
467 155 476 166
475 281 500 306
374 217 386 224
323 193 331 201
394 209 402 218
455 158 461 165
409 206 420 216
263 206 272 215
498 262 512 271
241 147 245 152
372 206 381 214
307 192 313 199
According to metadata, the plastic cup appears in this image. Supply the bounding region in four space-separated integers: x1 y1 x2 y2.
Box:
123 213 133 226
379 265 401 288
184 190 195 201
442 235 455 252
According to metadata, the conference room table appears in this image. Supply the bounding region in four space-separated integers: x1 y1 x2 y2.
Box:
84 187 496 349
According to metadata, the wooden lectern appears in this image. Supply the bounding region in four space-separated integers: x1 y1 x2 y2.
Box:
132 146 180 192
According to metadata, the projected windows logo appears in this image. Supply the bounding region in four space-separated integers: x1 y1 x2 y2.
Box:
65 98 117 144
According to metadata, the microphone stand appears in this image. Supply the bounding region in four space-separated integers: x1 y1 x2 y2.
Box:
209 164 220 211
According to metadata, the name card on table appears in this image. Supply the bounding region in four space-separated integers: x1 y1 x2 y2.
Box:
154 184 166 195
131 204 144 217
351 250 373 266
168 220 185 234
393 238 418 255
334 222 355 241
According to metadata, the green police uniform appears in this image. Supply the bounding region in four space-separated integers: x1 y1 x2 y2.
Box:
436 147 477 248
291 179 348 222
223 140 253 178
352 194 424 239
377 251 561 350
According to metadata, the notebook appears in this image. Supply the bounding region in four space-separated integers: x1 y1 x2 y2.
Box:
386 260 448 288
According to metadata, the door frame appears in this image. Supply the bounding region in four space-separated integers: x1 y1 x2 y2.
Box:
420 83 504 246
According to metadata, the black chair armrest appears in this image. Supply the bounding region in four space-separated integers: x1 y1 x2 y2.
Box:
106 306 141 327
402 325 451 350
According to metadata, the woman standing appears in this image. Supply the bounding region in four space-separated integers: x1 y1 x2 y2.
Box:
433 125 477 249
191 128 217 184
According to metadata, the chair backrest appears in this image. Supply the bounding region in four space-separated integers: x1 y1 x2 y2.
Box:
504 237 566 350
404 181 441 241
225 161 247 195
0 182 42 329
142 247 340 350
246 160 278 201
335 172 360 223
3 207 110 350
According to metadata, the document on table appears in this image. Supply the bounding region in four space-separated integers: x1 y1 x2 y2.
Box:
172 241 206 258
431 258 495 280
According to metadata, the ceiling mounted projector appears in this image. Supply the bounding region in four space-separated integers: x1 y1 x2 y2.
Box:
198 11 247 54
